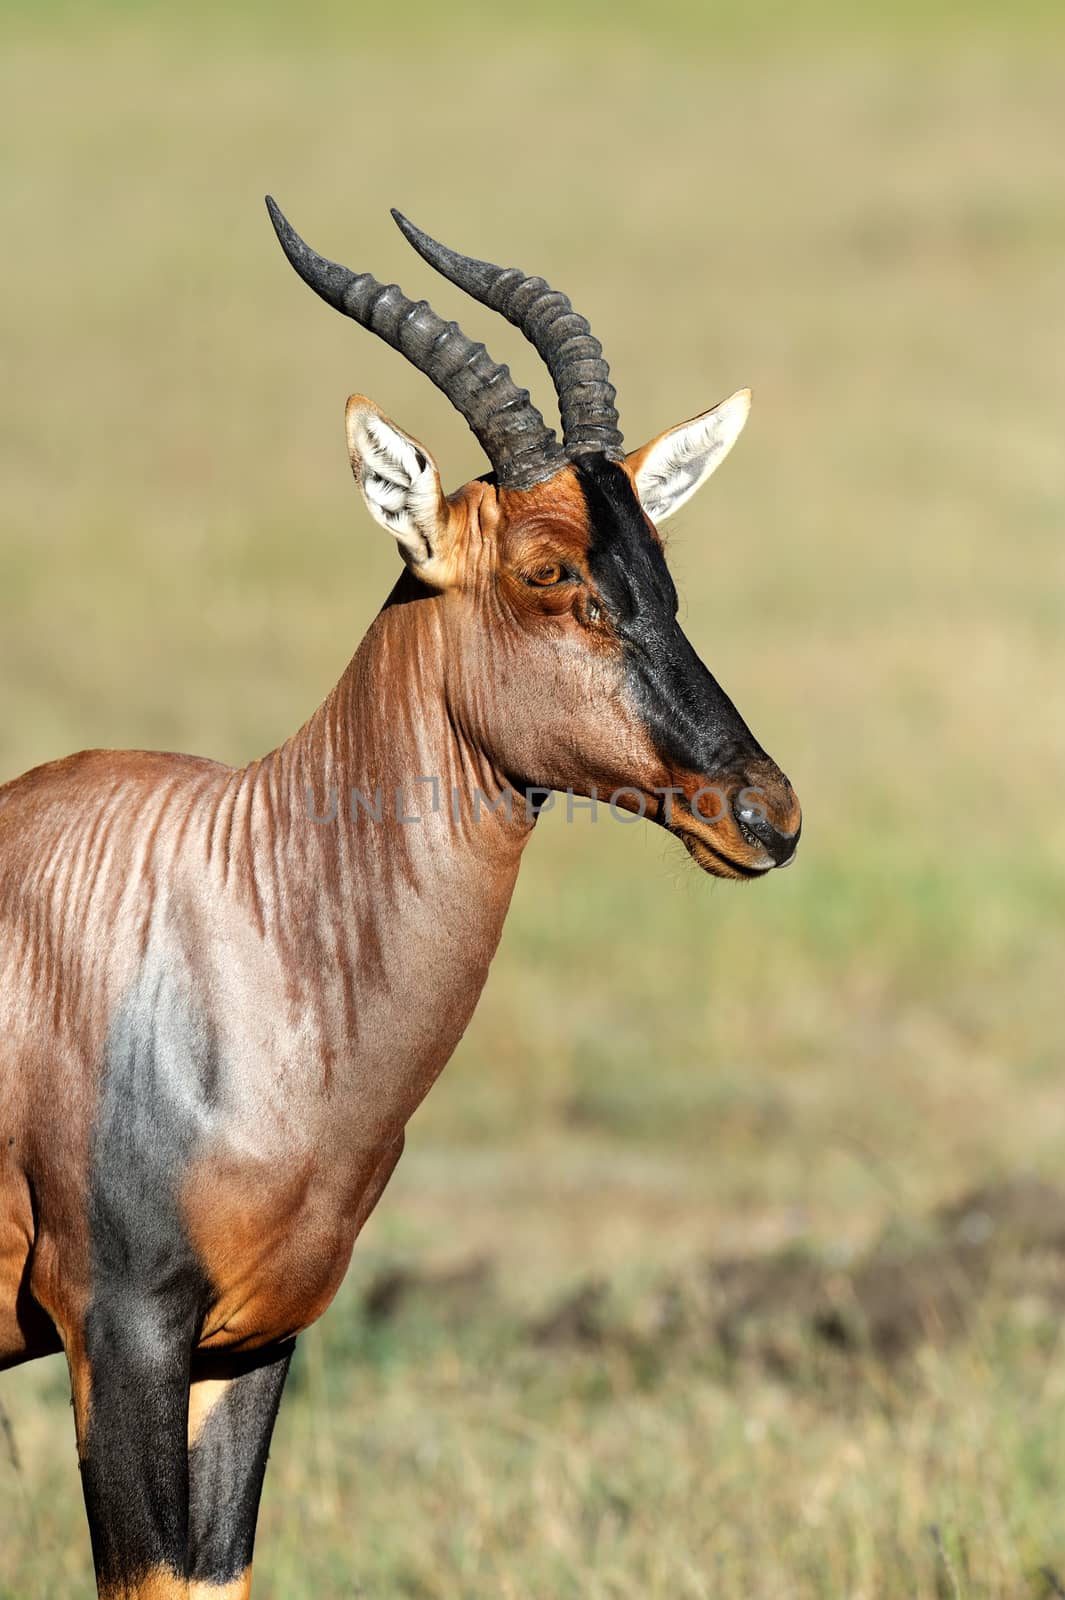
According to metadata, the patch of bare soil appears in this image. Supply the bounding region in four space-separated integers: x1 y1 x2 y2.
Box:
362 1256 494 1325
522 1174 1065 1373
358 1177 1065 1384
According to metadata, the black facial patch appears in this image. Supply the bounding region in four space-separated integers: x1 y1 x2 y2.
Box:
576 453 679 631
576 455 763 779
81 954 218 1586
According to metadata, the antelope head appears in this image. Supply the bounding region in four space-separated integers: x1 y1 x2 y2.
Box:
268 199 800 879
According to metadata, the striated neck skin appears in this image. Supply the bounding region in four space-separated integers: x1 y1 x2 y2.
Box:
230 571 536 1142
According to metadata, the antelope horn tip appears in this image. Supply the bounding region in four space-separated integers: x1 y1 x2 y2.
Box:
390 208 438 257
265 195 305 265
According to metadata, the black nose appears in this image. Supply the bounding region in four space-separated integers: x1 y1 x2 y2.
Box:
733 797 800 867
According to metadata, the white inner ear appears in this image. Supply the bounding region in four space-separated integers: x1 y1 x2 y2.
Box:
633 389 751 525
347 404 444 567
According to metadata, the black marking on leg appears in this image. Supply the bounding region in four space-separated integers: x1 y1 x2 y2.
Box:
82 953 220 1587
79 1299 199 1587
188 1343 294 1585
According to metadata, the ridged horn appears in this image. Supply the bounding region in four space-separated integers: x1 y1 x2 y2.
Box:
266 197 567 491
391 209 624 462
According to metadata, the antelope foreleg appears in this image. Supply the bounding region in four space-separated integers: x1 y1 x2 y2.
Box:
186 1342 293 1600
67 1291 197 1599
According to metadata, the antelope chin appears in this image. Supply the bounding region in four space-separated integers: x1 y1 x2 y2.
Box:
673 827 773 881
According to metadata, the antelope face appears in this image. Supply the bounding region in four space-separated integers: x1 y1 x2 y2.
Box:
270 200 800 879
514 441 800 877
343 395 800 880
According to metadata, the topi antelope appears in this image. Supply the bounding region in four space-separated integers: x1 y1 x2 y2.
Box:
0 198 801 1598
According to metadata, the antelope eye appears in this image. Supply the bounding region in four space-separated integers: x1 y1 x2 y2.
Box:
524 563 567 587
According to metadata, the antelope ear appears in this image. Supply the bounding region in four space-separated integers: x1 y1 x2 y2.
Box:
345 396 454 582
626 389 751 526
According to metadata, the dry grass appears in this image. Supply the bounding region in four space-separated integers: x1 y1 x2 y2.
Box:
2 3 1064 1594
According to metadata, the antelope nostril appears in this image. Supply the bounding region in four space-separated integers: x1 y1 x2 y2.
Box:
733 798 800 867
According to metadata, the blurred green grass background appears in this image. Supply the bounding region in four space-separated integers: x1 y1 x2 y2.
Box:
2 2 1065 1595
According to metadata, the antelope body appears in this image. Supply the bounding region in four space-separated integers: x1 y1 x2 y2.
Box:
0 200 801 1598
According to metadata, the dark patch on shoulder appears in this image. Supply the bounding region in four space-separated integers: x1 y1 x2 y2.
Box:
88 958 220 1295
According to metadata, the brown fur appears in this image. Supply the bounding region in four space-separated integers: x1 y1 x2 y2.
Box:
0 447 798 1595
